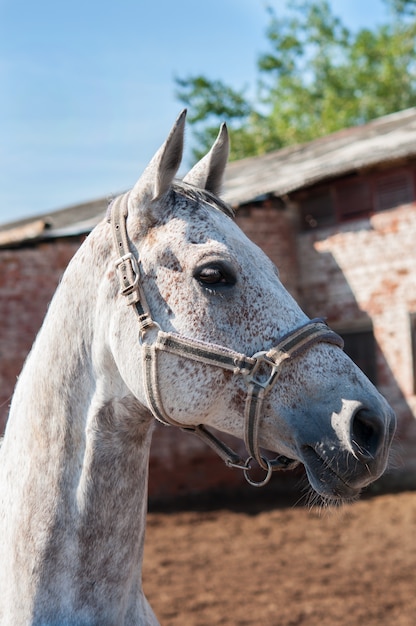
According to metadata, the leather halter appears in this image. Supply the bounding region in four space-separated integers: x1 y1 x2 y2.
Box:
109 192 344 487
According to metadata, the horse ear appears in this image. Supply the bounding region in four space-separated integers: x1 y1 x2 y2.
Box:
130 110 186 208
183 123 229 195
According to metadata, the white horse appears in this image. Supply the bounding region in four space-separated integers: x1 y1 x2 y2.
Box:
0 111 395 625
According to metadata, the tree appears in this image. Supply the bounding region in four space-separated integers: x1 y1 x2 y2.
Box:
175 0 416 161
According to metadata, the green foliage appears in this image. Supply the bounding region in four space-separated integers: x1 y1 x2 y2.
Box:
175 0 416 161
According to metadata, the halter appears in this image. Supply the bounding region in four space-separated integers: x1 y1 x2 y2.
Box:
109 192 344 487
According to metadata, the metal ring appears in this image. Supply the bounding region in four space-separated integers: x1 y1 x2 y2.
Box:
243 456 273 488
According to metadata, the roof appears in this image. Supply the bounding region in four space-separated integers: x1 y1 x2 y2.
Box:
0 197 110 247
2 107 416 246
223 107 416 206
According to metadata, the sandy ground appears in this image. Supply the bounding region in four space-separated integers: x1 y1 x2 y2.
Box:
143 489 416 626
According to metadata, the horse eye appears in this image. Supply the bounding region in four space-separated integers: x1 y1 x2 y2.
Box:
198 268 225 284
195 263 236 288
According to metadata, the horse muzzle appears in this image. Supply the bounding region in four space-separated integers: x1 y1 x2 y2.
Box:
296 399 396 500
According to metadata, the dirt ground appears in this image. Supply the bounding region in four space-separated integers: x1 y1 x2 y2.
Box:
143 488 416 626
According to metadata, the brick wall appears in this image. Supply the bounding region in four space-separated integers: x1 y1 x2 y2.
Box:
0 239 81 432
1 202 415 497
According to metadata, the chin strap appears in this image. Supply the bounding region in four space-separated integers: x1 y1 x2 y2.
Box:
109 193 344 487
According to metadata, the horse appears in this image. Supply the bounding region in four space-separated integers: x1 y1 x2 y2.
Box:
0 110 395 625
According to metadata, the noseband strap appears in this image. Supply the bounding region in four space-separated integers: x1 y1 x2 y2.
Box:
109 194 344 486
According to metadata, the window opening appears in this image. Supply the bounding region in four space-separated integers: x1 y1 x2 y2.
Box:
339 328 377 385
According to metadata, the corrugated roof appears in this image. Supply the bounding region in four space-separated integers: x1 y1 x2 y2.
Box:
2 107 416 246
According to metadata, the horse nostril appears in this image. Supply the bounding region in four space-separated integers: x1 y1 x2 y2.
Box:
351 409 383 460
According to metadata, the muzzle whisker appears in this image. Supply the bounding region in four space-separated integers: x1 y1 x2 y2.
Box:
351 437 375 461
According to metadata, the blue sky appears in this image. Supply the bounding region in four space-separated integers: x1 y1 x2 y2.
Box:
0 0 391 225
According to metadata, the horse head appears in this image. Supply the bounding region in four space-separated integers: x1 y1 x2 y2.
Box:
104 110 395 501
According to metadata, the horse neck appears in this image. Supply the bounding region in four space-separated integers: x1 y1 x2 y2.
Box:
1 225 156 623
5 225 123 466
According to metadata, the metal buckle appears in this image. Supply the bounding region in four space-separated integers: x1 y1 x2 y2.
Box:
114 253 139 296
246 351 279 391
138 318 161 344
